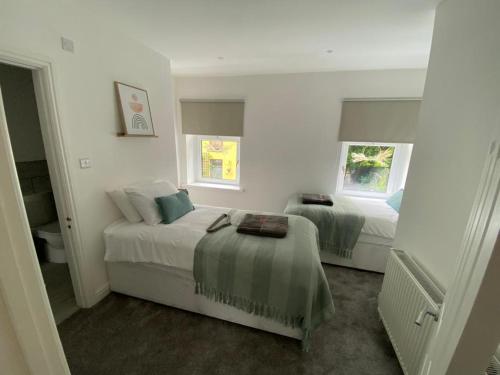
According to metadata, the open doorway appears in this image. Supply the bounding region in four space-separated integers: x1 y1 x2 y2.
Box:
0 62 78 324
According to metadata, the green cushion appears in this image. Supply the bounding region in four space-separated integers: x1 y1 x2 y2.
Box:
155 191 194 224
386 189 404 213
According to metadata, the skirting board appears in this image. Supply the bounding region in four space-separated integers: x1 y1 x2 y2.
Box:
106 261 303 340
93 282 110 305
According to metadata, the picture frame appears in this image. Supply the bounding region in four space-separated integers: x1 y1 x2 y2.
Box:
115 81 156 137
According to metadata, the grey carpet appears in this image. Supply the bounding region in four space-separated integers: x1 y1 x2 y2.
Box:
58 265 402 375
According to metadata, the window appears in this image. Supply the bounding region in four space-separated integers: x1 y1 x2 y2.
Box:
193 136 240 186
337 142 412 197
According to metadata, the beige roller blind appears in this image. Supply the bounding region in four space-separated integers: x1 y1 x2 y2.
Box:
339 99 421 143
180 100 244 136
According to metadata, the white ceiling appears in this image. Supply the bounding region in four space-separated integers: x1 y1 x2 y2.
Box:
88 0 439 76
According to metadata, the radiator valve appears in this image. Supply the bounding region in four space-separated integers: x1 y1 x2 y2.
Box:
415 307 440 326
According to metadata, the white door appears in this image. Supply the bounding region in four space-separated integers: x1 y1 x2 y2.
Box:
0 84 71 374
423 134 500 375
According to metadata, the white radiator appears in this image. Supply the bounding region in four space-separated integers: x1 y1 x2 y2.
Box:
378 250 444 375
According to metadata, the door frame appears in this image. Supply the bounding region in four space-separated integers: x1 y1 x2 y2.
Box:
0 49 86 374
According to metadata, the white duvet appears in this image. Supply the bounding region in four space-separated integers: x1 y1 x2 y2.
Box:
347 196 399 239
104 205 228 272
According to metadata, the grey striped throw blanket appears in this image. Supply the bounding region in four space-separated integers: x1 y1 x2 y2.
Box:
193 209 335 351
284 194 365 259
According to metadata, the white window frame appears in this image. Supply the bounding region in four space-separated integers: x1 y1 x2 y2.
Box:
336 141 413 198
193 135 241 187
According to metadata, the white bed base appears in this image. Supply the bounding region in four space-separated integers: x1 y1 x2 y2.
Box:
106 261 303 340
320 235 392 273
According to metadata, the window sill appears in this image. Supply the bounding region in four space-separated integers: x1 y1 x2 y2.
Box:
187 182 244 192
338 191 390 200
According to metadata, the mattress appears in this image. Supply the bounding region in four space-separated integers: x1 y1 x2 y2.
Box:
104 205 229 271
347 196 399 240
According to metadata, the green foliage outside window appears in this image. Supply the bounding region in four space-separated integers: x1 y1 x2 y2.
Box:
344 145 394 193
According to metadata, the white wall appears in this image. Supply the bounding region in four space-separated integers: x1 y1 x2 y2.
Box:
0 0 178 305
393 0 500 291
0 290 29 375
0 64 46 162
175 70 426 212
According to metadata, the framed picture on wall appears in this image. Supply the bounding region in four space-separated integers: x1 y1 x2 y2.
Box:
115 81 156 136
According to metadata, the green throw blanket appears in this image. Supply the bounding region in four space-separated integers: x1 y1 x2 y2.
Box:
193 209 335 351
284 194 365 259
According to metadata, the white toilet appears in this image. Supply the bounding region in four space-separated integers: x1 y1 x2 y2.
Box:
24 191 67 263
34 221 66 263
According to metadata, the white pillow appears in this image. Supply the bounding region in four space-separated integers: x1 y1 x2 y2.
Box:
125 180 178 225
107 189 143 223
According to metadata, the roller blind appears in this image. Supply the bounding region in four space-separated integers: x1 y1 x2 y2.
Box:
180 100 244 136
339 99 421 143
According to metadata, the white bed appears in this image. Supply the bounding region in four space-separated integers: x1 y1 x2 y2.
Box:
104 205 303 340
104 197 393 340
319 195 398 273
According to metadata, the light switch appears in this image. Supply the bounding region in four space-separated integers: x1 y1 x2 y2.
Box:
61 37 75 53
79 158 91 169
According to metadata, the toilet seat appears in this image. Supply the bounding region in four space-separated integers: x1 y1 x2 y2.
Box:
34 221 64 248
33 221 66 263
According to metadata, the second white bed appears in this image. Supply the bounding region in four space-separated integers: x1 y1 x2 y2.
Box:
319 196 398 273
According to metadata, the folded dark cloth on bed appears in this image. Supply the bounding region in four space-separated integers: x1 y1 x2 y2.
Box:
302 193 334 206
236 214 288 238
